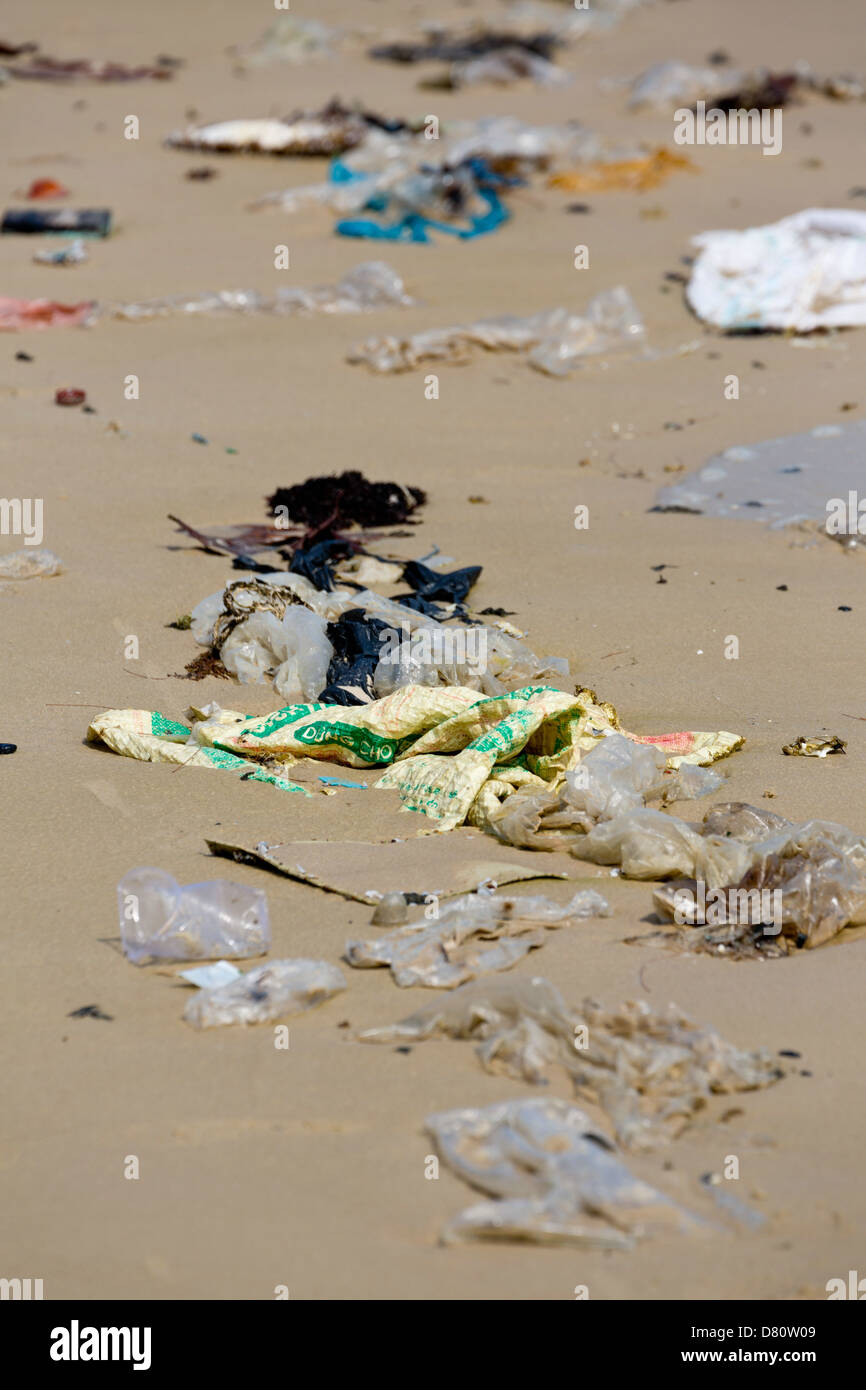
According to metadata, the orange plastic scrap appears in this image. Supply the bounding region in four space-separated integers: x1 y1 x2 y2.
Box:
550 148 696 194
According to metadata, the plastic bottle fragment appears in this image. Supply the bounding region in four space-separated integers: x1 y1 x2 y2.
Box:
117 868 270 964
183 958 347 1028
426 1098 700 1248
345 889 610 988
0 548 62 579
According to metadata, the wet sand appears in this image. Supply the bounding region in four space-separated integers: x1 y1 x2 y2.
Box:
2 0 865 1298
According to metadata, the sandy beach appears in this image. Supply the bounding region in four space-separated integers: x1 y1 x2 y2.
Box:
2 0 866 1301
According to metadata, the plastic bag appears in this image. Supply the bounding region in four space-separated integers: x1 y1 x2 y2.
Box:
106 262 413 322
347 288 645 374
426 1098 697 1248
183 958 346 1028
357 975 782 1148
219 605 334 702
117 868 270 963
686 209 866 332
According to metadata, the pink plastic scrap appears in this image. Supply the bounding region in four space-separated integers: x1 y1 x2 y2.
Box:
0 297 94 330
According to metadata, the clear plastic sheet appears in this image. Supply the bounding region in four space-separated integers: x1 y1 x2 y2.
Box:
183 958 347 1029
347 289 645 374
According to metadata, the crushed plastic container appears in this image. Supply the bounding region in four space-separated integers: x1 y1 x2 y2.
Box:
117 868 270 964
183 958 347 1028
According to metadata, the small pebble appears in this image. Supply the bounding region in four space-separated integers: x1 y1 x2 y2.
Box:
839 605 852 612
395 1046 412 1055
778 1049 801 1058
0 742 17 754
191 432 208 444
776 584 788 591
15 351 33 362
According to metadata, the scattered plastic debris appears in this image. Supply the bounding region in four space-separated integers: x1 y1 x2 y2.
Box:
55 387 86 406
426 1098 699 1248
335 157 519 243
319 776 368 790
481 732 733 850
33 238 88 266
782 735 847 757
347 287 645 374
357 975 783 1148
630 802 866 954
117 868 270 964
345 888 610 987
628 60 865 110
183 958 347 1028
0 742 17 754
0 548 62 579
686 210 866 331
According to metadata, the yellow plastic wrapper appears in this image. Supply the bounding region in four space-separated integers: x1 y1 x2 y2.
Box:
87 685 742 830
550 148 696 194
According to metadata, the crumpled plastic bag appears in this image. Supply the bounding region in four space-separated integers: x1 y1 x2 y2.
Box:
426 1098 699 1248
686 209 866 332
344 888 610 987
477 732 732 849
357 974 782 1148
649 806 866 952
117 868 269 963
347 287 645 375
183 958 346 1028
219 606 333 702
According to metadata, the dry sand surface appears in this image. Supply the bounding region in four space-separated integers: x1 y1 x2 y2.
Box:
2 0 865 1300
